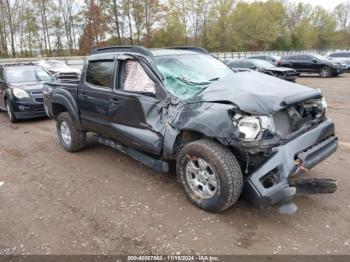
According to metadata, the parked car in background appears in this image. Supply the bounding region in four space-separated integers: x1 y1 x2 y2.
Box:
247 55 281 66
0 63 54 123
37 59 81 81
327 51 350 70
278 54 347 77
226 59 298 82
43 46 337 215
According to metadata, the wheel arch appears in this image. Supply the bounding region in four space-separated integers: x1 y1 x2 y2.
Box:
163 128 214 159
49 91 83 130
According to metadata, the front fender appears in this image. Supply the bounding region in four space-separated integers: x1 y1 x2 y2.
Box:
48 88 83 130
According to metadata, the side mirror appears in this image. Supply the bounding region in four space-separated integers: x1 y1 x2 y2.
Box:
312 59 317 63
250 66 257 70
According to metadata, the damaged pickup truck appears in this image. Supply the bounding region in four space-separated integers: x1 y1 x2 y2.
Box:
43 46 338 214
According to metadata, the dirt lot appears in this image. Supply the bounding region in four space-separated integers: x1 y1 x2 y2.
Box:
0 73 350 255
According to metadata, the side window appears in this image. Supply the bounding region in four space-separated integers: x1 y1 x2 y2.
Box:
228 61 241 68
85 60 115 89
121 60 156 94
302 55 313 60
241 61 253 68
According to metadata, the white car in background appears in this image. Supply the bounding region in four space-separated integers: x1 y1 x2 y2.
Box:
327 51 350 71
37 59 81 80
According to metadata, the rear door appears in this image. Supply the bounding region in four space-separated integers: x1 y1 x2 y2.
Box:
78 59 117 135
301 55 318 72
108 58 167 155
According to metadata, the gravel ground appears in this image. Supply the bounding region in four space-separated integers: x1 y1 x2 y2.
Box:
0 73 350 255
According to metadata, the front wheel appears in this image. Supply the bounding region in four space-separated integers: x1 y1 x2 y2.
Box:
5 99 17 123
176 139 243 213
56 112 87 152
319 66 332 78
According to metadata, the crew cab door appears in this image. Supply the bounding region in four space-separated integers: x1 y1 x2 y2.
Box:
78 59 117 135
301 55 318 72
109 58 167 156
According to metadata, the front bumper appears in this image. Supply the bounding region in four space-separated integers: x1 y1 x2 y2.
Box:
333 67 347 74
13 102 46 119
242 119 338 210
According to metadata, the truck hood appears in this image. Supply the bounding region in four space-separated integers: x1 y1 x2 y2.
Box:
190 71 321 115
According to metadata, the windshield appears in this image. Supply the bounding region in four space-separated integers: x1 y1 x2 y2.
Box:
5 68 53 83
155 54 232 99
47 61 69 68
252 60 274 68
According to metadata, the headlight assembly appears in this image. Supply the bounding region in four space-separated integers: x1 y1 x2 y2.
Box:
236 115 275 140
237 117 261 140
12 88 30 99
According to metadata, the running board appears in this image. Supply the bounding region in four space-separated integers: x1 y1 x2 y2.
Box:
92 135 169 173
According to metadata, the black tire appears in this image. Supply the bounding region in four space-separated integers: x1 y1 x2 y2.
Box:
319 66 332 78
176 139 243 213
5 99 17 123
56 112 87 152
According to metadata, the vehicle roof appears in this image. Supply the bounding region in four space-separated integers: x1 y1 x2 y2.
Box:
150 49 199 56
89 47 207 61
328 51 350 54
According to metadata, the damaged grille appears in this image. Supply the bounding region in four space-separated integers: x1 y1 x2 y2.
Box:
273 98 325 137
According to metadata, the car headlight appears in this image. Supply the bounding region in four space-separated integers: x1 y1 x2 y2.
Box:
236 115 274 140
12 88 30 99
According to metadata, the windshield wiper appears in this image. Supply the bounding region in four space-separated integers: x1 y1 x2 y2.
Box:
208 77 220 82
177 77 210 85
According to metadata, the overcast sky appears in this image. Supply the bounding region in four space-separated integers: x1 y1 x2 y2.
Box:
293 0 348 10
244 0 349 10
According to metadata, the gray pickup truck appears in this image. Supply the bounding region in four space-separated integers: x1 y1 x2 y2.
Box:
43 46 338 214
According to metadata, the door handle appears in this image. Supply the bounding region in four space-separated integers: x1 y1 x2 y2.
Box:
110 97 119 103
79 92 88 99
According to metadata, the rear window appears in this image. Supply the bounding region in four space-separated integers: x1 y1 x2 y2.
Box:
85 60 114 89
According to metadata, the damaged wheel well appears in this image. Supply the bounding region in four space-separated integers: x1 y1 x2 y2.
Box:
172 130 208 157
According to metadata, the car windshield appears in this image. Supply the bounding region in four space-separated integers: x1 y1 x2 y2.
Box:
252 60 274 68
46 61 69 68
155 54 232 99
5 67 53 83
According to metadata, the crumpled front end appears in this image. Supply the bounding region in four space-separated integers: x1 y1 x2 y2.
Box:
241 119 337 213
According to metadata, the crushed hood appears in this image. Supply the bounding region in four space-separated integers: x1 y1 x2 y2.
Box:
189 71 321 115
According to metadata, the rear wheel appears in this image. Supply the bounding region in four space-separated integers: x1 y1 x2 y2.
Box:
57 112 87 152
5 99 17 123
319 66 332 78
176 139 243 213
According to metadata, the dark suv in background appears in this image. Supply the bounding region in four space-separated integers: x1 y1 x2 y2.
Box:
278 54 347 77
0 63 54 123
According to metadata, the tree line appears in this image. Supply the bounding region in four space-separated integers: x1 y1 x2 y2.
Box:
0 0 350 58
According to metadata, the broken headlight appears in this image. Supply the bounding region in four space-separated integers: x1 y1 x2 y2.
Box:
303 97 327 118
235 115 274 140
